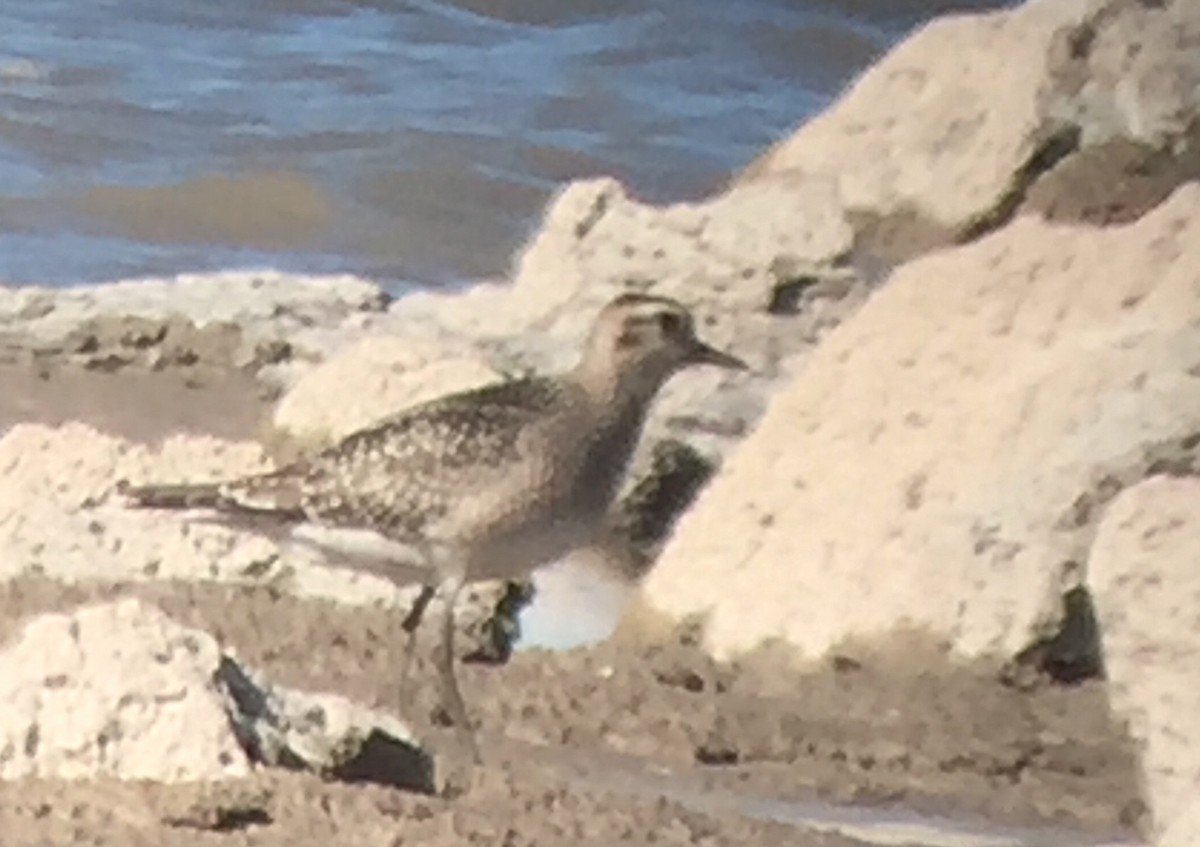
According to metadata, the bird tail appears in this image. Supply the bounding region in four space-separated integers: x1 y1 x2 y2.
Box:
116 470 307 521
117 479 225 510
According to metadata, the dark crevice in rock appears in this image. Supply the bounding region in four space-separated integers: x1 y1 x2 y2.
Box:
695 737 741 767
463 580 535 666
325 728 436 793
1009 431 1200 688
1021 120 1200 227
212 806 274 831
609 439 717 577
214 655 309 773
1066 19 1097 60
958 124 1083 244
766 263 864 317
573 188 611 239
165 804 274 833
61 314 248 373
1057 474 1127 532
1048 434 1200 617
214 653 437 794
1003 586 1104 688
767 274 822 315
1058 431 1200 537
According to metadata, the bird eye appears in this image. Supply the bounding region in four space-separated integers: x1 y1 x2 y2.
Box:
657 312 683 335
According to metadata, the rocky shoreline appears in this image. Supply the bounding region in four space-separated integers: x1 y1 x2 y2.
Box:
0 0 1198 845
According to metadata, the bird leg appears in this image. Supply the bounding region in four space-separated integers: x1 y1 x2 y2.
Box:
402 584 436 633
398 584 435 699
433 570 481 765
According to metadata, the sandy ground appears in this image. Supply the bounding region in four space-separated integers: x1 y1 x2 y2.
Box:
0 362 270 443
0 363 1149 846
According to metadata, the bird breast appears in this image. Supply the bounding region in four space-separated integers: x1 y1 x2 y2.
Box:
462 400 646 582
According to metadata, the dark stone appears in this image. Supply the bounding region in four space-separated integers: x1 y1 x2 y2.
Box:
1003 586 1104 687
326 728 437 794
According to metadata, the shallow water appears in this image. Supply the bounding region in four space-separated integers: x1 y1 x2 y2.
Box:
0 0 1010 289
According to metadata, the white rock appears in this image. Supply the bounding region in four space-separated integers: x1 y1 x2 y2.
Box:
641 183 1200 662
741 0 1082 225
1089 476 1200 847
216 655 431 790
741 0 1200 231
0 598 249 780
0 598 431 788
0 270 389 367
272 335 500 448
510 176 854 322
0 422 412 608
1060 0 1200 145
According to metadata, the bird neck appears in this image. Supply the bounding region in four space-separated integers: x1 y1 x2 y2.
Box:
565 363 657 514
570 357 668 420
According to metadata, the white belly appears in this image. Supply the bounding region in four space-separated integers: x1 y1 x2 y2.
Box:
465 514 594 582
282 514 593 588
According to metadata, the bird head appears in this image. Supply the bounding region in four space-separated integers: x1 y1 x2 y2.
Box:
578 293 746 398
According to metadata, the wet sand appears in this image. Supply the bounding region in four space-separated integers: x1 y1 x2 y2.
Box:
0 364 1147 846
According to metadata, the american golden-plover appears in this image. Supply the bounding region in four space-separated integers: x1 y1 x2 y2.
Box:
120 293 745 763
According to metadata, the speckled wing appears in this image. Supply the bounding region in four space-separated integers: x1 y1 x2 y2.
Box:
224 376 576 544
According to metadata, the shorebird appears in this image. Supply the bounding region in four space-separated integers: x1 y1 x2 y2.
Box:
120 293 745 764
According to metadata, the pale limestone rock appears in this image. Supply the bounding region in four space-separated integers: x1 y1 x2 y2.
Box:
1089 477 1200 847
511 175 854 320
741 0 1200 241
1162 807 1200 847
0 270 388 366
740 1 1086 225
0 270 384 333
641 184 1200 662
1057 0 1200 146
216 655 432 791
0 598 249 780
271 335 500 450
0 598 431 788
0 422 410 608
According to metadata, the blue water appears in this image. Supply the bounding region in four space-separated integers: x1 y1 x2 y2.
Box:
0 0 1010 289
